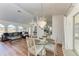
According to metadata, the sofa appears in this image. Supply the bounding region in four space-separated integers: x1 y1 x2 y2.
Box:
1 32 29 42
1 32 21 42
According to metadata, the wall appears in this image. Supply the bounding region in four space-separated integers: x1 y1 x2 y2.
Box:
52 15 64 44
65 4 79 49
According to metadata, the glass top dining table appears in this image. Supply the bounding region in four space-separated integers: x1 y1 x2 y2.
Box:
34 38 55 45
35 39 48 45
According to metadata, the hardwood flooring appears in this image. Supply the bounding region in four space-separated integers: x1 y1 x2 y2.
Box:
0 39 63 56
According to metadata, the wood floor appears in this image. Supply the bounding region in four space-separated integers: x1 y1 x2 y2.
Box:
0 39 63 56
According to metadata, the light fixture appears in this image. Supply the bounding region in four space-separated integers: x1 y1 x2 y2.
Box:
37 17 46 29
37 3 47 29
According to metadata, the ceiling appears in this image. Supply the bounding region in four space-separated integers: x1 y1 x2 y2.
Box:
0 3 34 24
16 3 72 16
0 3 72 24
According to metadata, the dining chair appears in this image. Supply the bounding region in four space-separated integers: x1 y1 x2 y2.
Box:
44 36 57 56
26 37 46 56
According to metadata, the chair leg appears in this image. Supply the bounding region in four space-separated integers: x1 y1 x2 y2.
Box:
43 49 46 56
28 52 30 56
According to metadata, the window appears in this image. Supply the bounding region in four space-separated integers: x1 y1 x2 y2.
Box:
8 25 16 33
18 26 23 32
0 24 5 37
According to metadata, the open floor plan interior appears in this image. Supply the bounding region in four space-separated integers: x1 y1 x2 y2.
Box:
0 3 79 56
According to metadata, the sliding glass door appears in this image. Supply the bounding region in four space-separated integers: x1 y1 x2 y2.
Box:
73 13 79 55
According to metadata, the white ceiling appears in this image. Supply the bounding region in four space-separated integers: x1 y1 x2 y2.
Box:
0 3 72 24
16 3 72 16
0 3 34 24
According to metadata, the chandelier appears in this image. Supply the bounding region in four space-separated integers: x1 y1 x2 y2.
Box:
37 3 47 29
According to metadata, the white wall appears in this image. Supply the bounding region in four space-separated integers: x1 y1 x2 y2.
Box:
52 15 64 44
65 4 79 49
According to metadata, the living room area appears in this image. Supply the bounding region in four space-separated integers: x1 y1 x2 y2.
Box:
0 15 64 56
0 3 66 56
0 19 29 55
0 3 79 56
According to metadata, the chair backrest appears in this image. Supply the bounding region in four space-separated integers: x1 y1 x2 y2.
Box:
26 37 36 54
